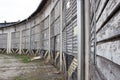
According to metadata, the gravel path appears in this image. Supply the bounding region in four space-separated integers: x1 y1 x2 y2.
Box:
0 54 63 80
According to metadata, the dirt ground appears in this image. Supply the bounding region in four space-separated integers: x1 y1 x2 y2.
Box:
0 54 64 80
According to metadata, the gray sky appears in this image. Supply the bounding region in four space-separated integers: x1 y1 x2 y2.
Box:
0 0 42 23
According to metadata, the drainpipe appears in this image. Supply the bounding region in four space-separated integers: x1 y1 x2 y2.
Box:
77 0 84 80
60 0 63 72
84 0 90 80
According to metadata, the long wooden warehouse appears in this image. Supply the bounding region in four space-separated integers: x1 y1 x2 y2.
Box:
0 0 120 80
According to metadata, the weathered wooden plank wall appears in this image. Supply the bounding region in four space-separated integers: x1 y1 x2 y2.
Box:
62 0 78 79
11 31 20 53
0 33 7 53
41 16 49 50
90 0 120 80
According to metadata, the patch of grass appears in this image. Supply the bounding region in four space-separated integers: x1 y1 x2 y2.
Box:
14 77 22 80
16 55 31 63
7 53 31 63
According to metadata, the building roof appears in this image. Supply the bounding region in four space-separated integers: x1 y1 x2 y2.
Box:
0 22 18 28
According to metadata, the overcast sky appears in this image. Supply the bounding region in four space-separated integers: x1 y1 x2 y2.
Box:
0 0 42 23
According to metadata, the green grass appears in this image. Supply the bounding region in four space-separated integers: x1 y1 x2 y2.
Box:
14 77 23 80
15 55 31 63
7 53 31 63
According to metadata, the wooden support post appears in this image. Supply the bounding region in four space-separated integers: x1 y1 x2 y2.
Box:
19 30 22 54
48 15 51 61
